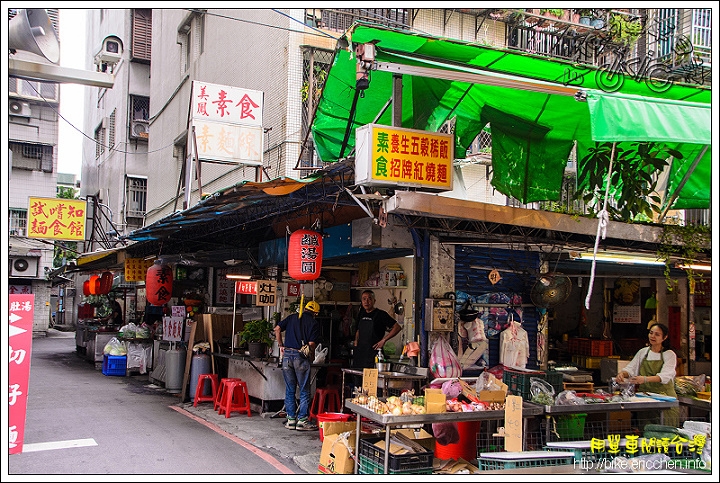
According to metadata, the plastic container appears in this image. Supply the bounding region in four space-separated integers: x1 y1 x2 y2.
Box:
189 353 212 398
434 420 480 462
102 354 127 376
165 348 186 394
555 413 587 440
317 412 352 441
359 437 433 474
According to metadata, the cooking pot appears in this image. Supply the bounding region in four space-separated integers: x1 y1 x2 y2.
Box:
376 362 392 372
458 300 479 322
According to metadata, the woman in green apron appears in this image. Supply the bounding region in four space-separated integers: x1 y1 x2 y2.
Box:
616 323 679 428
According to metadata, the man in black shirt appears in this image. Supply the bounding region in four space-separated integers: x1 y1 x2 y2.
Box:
352 290 402 370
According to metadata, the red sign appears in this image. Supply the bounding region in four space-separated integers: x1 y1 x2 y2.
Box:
235 281 258 295
287 283 300 297
9 294 35 454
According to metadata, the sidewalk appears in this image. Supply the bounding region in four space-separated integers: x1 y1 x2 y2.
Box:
177 398 324 474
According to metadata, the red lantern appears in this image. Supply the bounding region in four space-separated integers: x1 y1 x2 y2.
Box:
287 229 323 281
83 279 91 296
99 271 114 295
146 261 173 306
88 275 101 295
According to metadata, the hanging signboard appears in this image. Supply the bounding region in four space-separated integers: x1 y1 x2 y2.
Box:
190 81 264 166
256 279 277 307
125 258 155 282
355 123 454 191
9 294 35 454
26 197 86 241
236 281 258 295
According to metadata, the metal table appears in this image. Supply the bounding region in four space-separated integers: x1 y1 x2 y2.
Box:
678 396 712 422
541 397 679 443
346 399 544 474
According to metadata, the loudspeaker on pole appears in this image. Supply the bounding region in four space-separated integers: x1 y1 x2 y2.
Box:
8 9 60 64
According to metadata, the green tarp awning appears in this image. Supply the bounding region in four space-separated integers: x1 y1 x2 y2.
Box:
311 23 711 210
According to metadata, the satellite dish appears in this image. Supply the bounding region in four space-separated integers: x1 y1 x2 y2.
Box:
8 9 60 64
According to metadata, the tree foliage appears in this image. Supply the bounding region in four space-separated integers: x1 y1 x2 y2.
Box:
576 141 682 222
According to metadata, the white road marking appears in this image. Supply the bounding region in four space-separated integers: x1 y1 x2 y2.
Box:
21 438 98 452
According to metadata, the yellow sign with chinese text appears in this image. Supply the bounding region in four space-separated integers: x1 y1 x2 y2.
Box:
355 124 454 191
27 197 86 241
125 258 155 282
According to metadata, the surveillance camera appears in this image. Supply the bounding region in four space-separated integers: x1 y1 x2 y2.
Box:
94 35 123 70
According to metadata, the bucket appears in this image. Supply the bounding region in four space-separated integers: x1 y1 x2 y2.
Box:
189 353 212 398
434 420 480 462
317 412 352 442
556 413 587 439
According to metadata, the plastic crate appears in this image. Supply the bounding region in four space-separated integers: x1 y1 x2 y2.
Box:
589 340 613 357
359 437 433 474
502 368 546 400
477 451 575 470
102 354 127 376
358 455 432 475
555 413 587 439
544 370 564 395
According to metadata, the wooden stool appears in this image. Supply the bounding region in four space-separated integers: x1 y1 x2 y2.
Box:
217 378 252 418
309 387 341 422
193 373 218 407
215 378 243 412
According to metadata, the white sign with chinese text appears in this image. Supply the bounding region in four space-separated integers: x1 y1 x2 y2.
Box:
191 81 264 166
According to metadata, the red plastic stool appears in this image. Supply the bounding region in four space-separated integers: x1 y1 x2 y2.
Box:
217 379 252 418
309 387 341 422
193 373 219 407
215 378 243 412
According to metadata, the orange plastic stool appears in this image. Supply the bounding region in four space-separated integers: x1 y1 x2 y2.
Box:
217 379 252 418
193 373 219 407
309 387 341 422
215 378 243 412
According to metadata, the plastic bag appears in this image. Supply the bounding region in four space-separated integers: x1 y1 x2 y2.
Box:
313 343 328 364
441 379 462 399
429 336 462 379
555 390 586 406
475 372 502 392
432 422 460 445
530 377 555 405
103 337 127 356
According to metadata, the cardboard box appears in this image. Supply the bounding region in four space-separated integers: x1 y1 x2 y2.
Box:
392 428 435 452
478 390 507 403
424 388 446 413
319 431 357 474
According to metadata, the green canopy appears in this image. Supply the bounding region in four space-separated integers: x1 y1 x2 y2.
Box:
312 23 711 210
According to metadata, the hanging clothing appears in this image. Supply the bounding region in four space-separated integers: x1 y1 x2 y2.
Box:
499 320 529 369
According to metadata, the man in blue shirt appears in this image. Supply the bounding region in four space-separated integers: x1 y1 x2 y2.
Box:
274 300 322 430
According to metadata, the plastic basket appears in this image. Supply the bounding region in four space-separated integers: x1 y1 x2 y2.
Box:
477 451 575 470
358 455 433 475
589 340 613 357
102 355 127 376
555 413 587 439
544 370 564 395
359 437 433 473
503 368 546 401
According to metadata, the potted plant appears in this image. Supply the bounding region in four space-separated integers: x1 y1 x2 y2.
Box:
608 13 643 47
239 319 274 358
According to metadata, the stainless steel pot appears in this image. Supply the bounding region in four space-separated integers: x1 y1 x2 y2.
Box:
376 362 392 372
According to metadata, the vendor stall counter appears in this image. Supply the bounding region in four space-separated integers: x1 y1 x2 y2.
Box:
345 399 544 474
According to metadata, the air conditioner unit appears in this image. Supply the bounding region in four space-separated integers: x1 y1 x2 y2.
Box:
130 120 149 140
9 100 32 118
10 257 39 277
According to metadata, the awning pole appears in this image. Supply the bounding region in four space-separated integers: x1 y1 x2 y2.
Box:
231 282 238 354
658 145 708 222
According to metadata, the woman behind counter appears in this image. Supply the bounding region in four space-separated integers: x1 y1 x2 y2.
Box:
615 322 679 427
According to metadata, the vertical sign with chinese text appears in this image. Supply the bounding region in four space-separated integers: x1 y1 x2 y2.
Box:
191 81 264 166
27 197 86 241
9 294 35 454
255 279 277 307
355 124 454 191
504 395 523 452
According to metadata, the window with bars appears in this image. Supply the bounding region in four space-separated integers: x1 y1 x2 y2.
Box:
131 9 152 62
9 142 53 172
108 109 116 150
300 47 333 167
9 77 58 102
95 124 106 159
9 209 28 236
126 176 147 218
131 96 150 121
310 8 410 32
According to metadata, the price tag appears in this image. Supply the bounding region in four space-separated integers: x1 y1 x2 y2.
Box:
362 368 378 397
504 395 523 451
